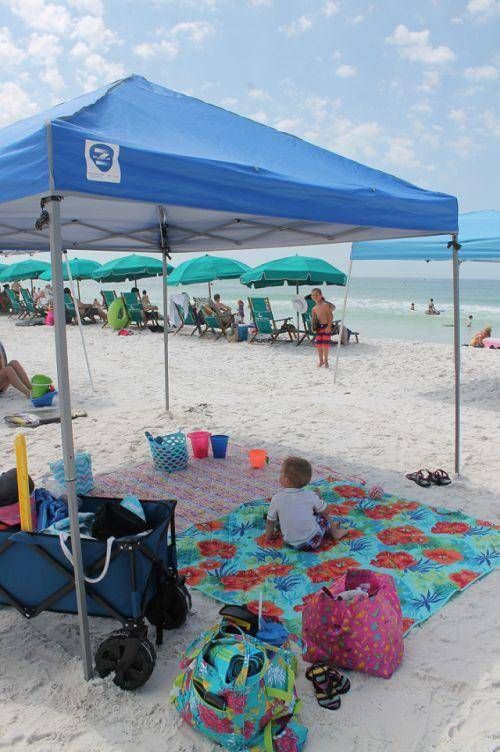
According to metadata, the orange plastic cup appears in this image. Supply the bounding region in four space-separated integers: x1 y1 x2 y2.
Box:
248 449 267 469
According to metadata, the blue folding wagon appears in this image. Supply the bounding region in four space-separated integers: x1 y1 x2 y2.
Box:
0 496 190 689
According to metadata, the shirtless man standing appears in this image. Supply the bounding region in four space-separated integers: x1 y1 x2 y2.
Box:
311 288 333 368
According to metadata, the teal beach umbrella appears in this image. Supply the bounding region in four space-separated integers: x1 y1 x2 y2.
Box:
0 258 50 283
240 255 347 289
92 254 173 284
168 254 251 298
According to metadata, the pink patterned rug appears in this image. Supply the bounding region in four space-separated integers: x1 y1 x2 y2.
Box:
92 444 365 531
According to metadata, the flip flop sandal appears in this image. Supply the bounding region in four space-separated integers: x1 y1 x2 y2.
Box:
305 664 346 709
305 663 350 693
431 469 452 486
324 665 351 695
405 469 432 488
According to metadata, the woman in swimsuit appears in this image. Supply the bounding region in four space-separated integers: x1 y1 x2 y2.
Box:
311 288 333 368
0 341 31 397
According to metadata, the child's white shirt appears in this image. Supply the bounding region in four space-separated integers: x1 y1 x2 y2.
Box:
267 488 327 546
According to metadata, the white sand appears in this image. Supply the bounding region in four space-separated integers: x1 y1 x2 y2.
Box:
0 317 499 752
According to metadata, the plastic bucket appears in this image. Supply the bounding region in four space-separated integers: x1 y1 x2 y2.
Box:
31 374 53 398
32 390 57 408
211 434 229 459
248 449 267 469
188 431 212 459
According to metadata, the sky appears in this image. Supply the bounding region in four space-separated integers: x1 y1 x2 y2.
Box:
0 0 499 278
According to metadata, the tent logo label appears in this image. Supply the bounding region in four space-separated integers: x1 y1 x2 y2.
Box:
85 139 121 183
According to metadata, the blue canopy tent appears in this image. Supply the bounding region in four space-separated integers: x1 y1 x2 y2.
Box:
0 75 458 680
340 210 500 478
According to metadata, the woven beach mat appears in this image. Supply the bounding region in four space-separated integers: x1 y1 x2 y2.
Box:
92 443 364 531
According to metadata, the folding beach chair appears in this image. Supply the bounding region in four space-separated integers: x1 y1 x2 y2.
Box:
20 288 44 318
173 302 202 336
247 297 294 344
296 297 316 346
122 291 146 328
100 290 116 328
200 307 232 340
6 289 26 319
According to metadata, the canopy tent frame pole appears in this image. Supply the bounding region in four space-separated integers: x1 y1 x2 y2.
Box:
63 250 95 393
451 234 461 477
333 253 353 383
46 194 94 681
295 284 300 344
158 206 170 412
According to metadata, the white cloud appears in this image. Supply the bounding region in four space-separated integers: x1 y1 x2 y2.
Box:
220 96 238 108
418 70 440 91
77 54 125 90
247 87 270 100
68 0 104 13
0 26 25 66
0 81 38 125
274 117 299 131
72 15 120 50
333 121 381 159
386 25 455 65
464 65 498 81
410 101 432 114
466 0 500 17
248 0 272 5
332 50 341 61
322 1 339 17
40 66 64 91
480 109 500 137
9 0 72 34
349 14 364 24
27 33 61 65
335 64 357 78
248 110 268 123
279 15 313 37
134 20 215 59
449 108 466 126
385 136 420 168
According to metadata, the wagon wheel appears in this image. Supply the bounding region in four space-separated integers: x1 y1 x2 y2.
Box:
146 575 192 631
95 629 156 690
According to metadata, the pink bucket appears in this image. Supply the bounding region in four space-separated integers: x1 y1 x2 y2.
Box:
45 309 54 326
187 431 211 459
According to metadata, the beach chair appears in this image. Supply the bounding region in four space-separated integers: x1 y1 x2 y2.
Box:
200 307 231 340
64 293 78 323
296 297 316 346
100 290 116 328
20 288 44 318
122 291 146 328
247 297 294 344
6 289 26 319
173 302 202 336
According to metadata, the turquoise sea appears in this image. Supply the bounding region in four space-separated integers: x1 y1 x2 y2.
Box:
75 276 500 345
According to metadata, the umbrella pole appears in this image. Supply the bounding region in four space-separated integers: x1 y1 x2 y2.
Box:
333 255 353 384
208 280 212 302
452 236 461 477
77 279 81 300
296 283 300 345
47 196 93 681
64 252 95 393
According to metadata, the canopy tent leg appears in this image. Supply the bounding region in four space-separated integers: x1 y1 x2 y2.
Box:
159 206 170 412
452 236 461 477
63 250 95 393
333 255 353 384
295 284 300 345
47 196 93 681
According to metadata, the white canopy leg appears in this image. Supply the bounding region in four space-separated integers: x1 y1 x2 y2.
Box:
452 237 461 477
64 251 95 392
47 196 93 681
333 255 353 384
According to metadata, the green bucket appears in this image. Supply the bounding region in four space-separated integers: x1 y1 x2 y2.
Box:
31 374 53 398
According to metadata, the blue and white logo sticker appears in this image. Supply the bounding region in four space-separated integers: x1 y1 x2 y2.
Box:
85 139 121 183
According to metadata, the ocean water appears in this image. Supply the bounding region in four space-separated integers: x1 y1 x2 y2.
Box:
74 276 500 345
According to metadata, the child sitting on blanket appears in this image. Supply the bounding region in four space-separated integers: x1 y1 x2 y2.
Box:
265 457 350 551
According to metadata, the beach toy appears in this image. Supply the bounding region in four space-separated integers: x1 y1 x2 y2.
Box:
31 374 53 398
483 337 500 349
15 434 33 532
45 309 54 326
211 434 229 458
146 431 188 473
107 297 130 330
188 430 211 459
49 451 94 495
368 484 384 500
31 389 57 408
248 449 267 469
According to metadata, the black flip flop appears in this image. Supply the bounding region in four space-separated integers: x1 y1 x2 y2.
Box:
305 663 350 710
406 469 432 488
431 469 452 486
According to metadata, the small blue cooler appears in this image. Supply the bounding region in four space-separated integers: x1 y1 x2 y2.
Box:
237 324 249 342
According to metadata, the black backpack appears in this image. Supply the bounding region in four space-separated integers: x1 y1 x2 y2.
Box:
0 468 34 507
92 500 147 541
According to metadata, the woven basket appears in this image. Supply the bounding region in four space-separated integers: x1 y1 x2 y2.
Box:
146 431 188 473
49 452 94 495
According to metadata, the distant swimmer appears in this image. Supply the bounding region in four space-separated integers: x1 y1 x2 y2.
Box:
410 302 415 311
466 315 473 328
426 298 440 316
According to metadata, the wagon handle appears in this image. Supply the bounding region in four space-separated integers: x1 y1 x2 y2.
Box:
58 533 115 584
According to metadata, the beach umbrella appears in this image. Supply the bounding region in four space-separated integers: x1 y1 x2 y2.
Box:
92 254 173 285
240 254 347 337
40 258 102 299
0 258 50 283
168 254 251 299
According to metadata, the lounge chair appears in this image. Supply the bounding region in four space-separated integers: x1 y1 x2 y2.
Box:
121 291 146 328
100 290 116 328
20 288 45 318
200 307 231 340
173 302 202 336
297 298 359 345
64 293 97 324
6 289 26 319
247 297 294 344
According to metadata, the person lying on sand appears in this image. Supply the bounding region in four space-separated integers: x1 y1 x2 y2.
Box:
470 326 492 348
265 457 350 551
0 340 31 398
311 287 333 368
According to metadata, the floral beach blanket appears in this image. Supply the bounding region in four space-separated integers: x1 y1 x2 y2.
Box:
177 479 500 637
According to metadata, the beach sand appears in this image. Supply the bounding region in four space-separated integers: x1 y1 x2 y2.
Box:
0 317 499 752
